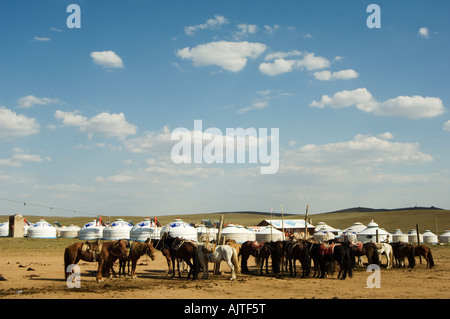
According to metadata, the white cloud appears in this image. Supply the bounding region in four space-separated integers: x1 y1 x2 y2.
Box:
233 23 258 40
444 120 450 131
95 174 134 183
177 41 266 72
17 95 59 109
313 69 359 81
238 101 269 114
0 148 49 167
264 24 280 34
33 36 51 41
310 88 445 119
90 51 124 69
54 110 137 140
282 132 433 172
259 52 330 76
259 58 296 76
124 126 172 153
418 27 430 38
184 14 229 35
0 107 39 138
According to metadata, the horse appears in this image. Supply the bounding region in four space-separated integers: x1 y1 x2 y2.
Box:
225 238 241 261
375 242 394 269
352 242 380 267
268 241 285 275
413 244 435 269
95 239 129 282
64 240 101 279
119 239 157 278
151 238 173 274
314 242 353 279
165 235 199 279
285 239 311 278
197 243 240 280
391 242 416 268
239 240 272 275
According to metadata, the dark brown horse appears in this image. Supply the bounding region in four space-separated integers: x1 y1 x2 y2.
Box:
286 240 311 278
64 240 101 279
119 239 157 278
240 240 272 275
413 244 435 269
165 235 199 279
152 238 173 274
391 242 416 268
96 239 129 282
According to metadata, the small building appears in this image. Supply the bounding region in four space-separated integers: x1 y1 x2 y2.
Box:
130 218 162 241
161 218 197 241
407 229 424 244
422 230 438 244
438 230 450 244
357 220 391 243
27 218 57 239
78 219 105 240
103 218 132 240
255 226 283 242
220 224 251 243
59 224 80 238
257 219 315 237
391 229 409 243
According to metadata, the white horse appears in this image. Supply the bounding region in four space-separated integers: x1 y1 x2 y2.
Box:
197 243 240 280
375 242 394 269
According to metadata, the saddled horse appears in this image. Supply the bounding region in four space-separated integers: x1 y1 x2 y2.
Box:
351 242 380 267
165 235 199 279
285 239 311 278
95 239 129 282
240 240 272 275
268 241 285 275
64 240 102 279
375 242 394 269
315 242 354 279
119 239 157 278
197 243 240 280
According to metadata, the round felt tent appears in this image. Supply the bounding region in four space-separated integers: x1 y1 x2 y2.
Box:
220 224 250 244
357 220 391 243
27 218 57 238
407 229 423 244
255 225 283 242
196 225 218 242
438 230 450 243
161 218 197 241
78 220 105 240
0 221 9 237
103 218 132 240
130 218 161 241
422 230 438 244
391 229 409 243
59 224 81 238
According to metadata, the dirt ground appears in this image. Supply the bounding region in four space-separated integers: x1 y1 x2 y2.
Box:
0 241 449 301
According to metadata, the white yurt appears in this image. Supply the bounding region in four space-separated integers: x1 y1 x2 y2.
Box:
196 225 218 242
78 220 105 240
59 224 80 238
357 220 391 243
340 222 366 242
161 218 197 241
391 229 409 243
27 219 57 238
407 229 423 244
313 229 335 242
314 222 342 239
130 218 161 241
422 230 438 244
438 230 450 244
102 219 132 240
220 224 250 244
0 221 9 237
255 225 283 242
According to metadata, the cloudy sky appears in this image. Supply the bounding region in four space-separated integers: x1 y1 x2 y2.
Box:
0 1 449 217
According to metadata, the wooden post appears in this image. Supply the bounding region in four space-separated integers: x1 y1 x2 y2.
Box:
214 215 224 275
416 224 421 245
280 204 284 239
376 229 379 243
304 205 309 240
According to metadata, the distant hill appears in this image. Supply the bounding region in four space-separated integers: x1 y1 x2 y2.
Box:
323 206 445 214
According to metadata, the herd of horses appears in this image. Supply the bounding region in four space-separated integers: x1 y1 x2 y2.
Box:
64 233 435 283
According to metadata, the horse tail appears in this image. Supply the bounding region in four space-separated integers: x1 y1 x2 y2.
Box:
428 249 435 268
192 245 199 280
231 248 240 274
64 247 69 279
371 243 380 265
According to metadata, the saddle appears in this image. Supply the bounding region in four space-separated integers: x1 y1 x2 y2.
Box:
251 241 265 250
319 243 338 255
352 242 364 253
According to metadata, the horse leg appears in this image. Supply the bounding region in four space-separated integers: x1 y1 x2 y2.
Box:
96 259 104 282
225 258 236 280
131 258 138 279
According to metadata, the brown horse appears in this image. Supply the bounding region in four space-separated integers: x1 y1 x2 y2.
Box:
152 238 173 274
64 240 101 279
352 242 379 266
412 244 435 269
240 240 272 275
286 239 311 277
225 238 241 260
119 239 157 278
96 239 129 282
391 242 416 268
165 235 199 279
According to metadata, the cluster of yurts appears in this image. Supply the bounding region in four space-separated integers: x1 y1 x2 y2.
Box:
0 216 449 245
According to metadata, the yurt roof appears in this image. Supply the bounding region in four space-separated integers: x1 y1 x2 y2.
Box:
314 222 339 232
358 220 390 235
258 225 282 234
439 230 450 237
258 219 315 229
422 230 437 236
343 222 366 233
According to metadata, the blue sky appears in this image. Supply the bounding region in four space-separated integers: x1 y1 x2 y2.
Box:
0 0 449 217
